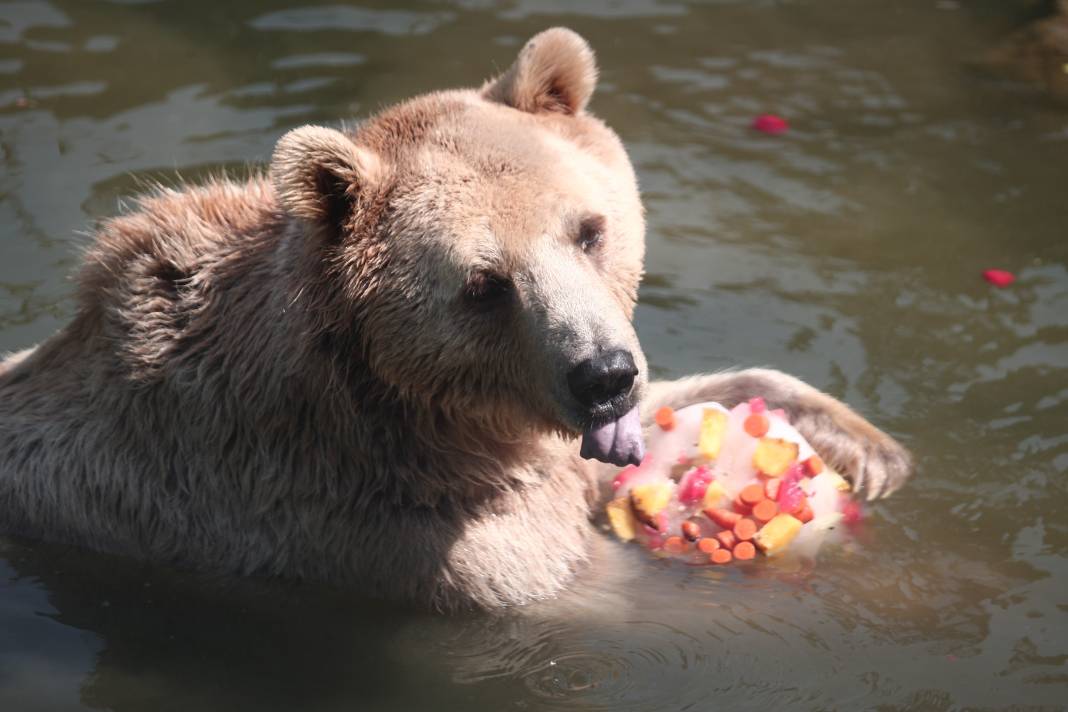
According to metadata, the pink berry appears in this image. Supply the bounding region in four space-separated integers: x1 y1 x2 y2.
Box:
752 114 789 135
982 269 1015 288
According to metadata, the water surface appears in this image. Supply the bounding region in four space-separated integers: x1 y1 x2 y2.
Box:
2 1 1066 710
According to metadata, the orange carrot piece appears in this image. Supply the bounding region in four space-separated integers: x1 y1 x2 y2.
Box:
664 536 688 553
733 541 756 560
764 477 781 501
715 530 737 550
732 496 753 515
697 537 720 553
705 508 742 529
654 406 676 431
739 483 766 507
794 502 814 524
752 499 779 524
710 548 733 565
681 521 701 542
804 455 824 475
733 517 758 541
743 413 769 438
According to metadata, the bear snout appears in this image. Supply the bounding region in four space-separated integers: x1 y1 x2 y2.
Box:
566 349 638 411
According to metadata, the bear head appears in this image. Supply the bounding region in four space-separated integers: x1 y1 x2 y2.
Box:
269 28 647 467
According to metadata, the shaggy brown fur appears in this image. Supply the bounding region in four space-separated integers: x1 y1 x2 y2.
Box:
0 28 911 610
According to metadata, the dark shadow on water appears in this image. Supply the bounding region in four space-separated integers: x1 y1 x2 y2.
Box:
0 536 527 712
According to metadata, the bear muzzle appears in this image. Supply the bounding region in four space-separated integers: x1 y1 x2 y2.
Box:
568 350 645 467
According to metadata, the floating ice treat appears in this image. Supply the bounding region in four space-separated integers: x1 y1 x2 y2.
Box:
605 397 860 565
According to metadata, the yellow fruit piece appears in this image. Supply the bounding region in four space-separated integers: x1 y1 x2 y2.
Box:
698 409 728 460
606 497 639 542
629 482 673 525
825 469 851 492
752 438 799 477
701 480 727 509
754 513 803 557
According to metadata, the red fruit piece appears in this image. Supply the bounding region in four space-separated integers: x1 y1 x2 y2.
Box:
748 397 766 414
752 114 789 135
803 455 824 476
777 463 805 514
982 269 1015 288
744 413 770 438
678 465 711 504
842 500 863 525
612 464 638 491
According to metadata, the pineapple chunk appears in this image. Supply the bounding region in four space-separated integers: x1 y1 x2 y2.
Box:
606 497 639 541
825 469 851 492
629 482 673 526
698 409 728 460
701 480 728 509
754 513 803 557
752 438 799 477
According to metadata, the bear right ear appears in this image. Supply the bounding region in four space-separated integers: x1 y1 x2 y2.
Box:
482 27 598 116
270 125 383 231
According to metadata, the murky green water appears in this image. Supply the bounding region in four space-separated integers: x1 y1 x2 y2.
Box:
2 1 1066 710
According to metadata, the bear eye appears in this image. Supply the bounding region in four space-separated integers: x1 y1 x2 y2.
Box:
577 215 606 253
462 271 513 309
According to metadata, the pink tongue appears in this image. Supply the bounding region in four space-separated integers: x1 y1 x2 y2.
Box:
579 406 645 467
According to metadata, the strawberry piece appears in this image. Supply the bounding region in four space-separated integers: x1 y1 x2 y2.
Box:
982 269 1015 288
752 114 789 135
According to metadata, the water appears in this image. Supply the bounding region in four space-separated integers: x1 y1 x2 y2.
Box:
2 1 1067 710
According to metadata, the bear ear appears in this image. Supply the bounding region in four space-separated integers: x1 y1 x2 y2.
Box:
270 125 383 230
482 27 598 116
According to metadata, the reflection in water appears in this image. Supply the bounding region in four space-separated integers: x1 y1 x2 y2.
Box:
1 1 1067 710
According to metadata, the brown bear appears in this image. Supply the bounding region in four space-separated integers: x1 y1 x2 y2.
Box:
0 28 911 610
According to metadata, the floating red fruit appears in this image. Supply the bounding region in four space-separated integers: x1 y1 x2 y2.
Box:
982 269 1015 288
752 114 789 135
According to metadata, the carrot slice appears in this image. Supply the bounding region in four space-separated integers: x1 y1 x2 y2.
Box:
665 536 689 553
732 496 753 515
697 537 720 553
804 455 824 475
654 406 676 431
710 548 733 565
733 541 756 560
743 413 769 438
794 502 814 524
704 508 742 529
681 521 701 542
752 499 779 524
733 517 758 541
715 530 737 550
739 483 766 507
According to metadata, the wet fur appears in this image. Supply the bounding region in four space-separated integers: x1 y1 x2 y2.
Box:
0 29 911 610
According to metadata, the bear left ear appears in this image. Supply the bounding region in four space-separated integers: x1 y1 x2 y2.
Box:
270 125 383 232
482 27 598 116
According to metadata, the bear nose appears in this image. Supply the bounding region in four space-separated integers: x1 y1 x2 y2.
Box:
567 350 638 409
